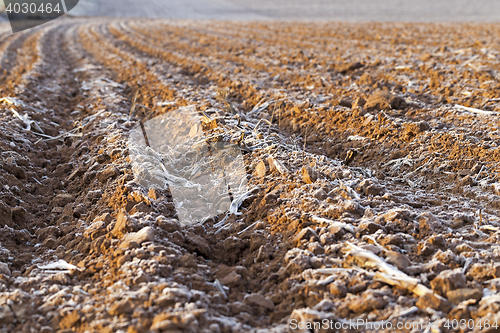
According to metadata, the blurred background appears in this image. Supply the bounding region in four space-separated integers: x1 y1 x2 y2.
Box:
1 0 500 22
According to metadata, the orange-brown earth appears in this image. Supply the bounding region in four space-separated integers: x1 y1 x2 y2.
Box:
1 18 500 333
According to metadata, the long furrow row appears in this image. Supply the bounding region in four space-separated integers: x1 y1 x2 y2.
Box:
0 20 105 332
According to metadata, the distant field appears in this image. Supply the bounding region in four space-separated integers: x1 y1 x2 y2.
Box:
69 0 500 21
1 0 499 22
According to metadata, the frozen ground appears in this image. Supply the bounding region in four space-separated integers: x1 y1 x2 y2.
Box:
2 18 500 332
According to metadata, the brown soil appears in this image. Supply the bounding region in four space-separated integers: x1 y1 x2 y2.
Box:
1 18 500 333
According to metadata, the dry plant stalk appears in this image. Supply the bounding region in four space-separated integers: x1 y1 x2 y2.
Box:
455 104 494 116
129 89 140 119
215 89 235 114
346 243 443 298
